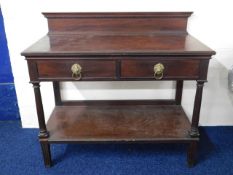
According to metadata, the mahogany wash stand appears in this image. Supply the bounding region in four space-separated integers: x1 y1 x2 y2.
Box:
21 12 215 167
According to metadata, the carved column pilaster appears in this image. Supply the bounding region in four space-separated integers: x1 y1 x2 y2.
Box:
32 83 49 138
189 81 205 137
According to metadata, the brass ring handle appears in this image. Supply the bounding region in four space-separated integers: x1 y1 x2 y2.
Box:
154 63 165 80
71 63 82 80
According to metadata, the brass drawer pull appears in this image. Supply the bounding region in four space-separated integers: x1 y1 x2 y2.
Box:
154 63 164 80
71 63 82 80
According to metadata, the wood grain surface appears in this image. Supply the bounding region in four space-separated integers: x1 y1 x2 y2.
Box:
22 12 215 167
47 105 195 143
22 34 215 57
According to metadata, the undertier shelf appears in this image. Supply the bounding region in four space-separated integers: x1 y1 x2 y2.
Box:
47 105 198 143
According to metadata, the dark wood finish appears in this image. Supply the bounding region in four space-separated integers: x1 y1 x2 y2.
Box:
61 99 176 106
47 105 195 142
121 60 200 79
27 61 38 82
53 81 62 106
199 60 210 80
175 80 183 105
190 81 205 137
21 35 215 57
32 83 49 138
44 12 192 34
22 12 215 167
37 60 116 80
40 140 52 167
27 58 208 82
33 83 51 167
187 141 198 167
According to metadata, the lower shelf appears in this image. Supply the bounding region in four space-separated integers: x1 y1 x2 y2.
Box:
47 105 197 143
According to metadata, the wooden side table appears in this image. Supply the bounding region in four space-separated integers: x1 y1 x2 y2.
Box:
21 12 215 167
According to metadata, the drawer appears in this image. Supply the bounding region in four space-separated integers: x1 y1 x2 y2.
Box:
37 60 116 80
121 60 200 79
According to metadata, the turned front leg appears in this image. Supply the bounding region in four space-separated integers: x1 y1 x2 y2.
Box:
190 81 205 137
33 83 52 167
188 80 205 167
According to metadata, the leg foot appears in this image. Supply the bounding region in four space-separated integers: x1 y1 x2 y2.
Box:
40 141 52 167
187 141 197 167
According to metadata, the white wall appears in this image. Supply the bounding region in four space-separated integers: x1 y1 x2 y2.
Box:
1 0 233 127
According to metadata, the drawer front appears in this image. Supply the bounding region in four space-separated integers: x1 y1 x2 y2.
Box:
121 60 200 79
37 60 116 80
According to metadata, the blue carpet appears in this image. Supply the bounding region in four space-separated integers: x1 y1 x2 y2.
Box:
0 121 232 175
0 8 20 120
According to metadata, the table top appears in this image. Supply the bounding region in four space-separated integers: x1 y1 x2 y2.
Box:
22 33 215 57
